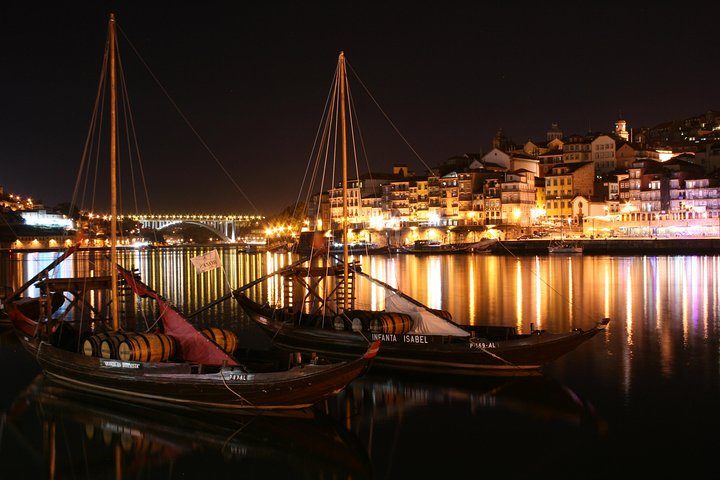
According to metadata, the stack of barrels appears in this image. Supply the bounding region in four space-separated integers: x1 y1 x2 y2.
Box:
331 310 416 334
344 310 377 331
81 327 238 362
82 332 175 362
82 332 133 359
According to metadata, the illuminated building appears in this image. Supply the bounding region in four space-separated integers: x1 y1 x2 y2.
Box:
591 135 618 175
500 169 536 226
562 134 593 163
20 210 74 229
615 118 630 141
544 162 595 222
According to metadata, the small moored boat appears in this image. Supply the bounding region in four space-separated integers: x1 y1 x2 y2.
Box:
548 240 583 254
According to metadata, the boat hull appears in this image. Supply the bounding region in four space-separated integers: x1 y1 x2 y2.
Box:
13 332 375 412
401 239 497 255
548 247 584 254
238 297 606 377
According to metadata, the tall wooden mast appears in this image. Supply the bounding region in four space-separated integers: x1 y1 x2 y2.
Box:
338 52 349 312
109 13 119 330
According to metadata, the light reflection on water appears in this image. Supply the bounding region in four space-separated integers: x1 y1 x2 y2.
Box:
4 250 720 342
3 249 720 381
2 249 720 477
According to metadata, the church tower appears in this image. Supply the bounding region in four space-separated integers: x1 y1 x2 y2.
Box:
615 119 629 141
546 122 563 141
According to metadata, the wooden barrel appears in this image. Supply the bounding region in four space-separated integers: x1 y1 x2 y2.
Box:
428 308 453 321
200 327 238 354
369 312 414 334
118 333 175 362
100 333 136 359
345 310 377 331
83 333 113 357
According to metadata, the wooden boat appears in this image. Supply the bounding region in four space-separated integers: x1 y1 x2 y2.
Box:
233 52 609 376
438 238 496 253
237 293 608 376
5 14 378 412
548 205 582 253
8 259 379 411
330 241 379 254
401 239 456 254
548 240 583 254
401 238 497 254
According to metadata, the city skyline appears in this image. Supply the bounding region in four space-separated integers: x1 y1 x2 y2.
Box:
2 3 718 214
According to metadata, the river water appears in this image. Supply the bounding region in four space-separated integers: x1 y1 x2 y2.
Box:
0 248 718 478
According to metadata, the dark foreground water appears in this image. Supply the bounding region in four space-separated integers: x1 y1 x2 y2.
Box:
1 248 719 478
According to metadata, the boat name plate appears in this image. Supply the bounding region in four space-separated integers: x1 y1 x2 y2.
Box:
223 373 255 381
371 333 429 344
100 360 142 369
469 341 498 349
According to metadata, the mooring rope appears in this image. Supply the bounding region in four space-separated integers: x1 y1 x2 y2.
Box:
219 370 254 406
494 238 596 324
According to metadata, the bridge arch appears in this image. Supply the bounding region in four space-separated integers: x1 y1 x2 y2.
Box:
156 221 232 242
133 214 265 243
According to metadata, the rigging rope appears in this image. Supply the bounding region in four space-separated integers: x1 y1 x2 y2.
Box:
117 25 260 215
346 60 435 175
117 49 139 214
219 370 254 406
70 40 109 223
116 41 158 245
291 65 338 222
344 73 370 256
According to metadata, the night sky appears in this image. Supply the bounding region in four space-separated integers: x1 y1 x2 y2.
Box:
1 3 718 215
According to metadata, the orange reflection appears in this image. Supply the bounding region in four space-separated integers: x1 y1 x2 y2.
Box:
534 256 542 329
515 259 522 331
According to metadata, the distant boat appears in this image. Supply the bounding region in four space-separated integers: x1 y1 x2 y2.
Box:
548 240 583 254
401 239 456 254
401 238 497 254
548 208 583 254
329 241 388 255
454 238 498 253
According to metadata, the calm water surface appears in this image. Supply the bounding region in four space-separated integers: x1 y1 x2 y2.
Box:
1 248 718 478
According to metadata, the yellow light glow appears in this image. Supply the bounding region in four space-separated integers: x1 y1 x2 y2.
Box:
621 202 637 213
530 207 546 221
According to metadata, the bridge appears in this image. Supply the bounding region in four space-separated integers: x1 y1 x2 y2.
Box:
130 214 265 242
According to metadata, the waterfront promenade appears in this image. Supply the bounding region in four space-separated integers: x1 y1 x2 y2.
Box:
3 236 720 255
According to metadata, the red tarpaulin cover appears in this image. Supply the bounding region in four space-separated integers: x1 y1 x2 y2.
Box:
117 266 238 366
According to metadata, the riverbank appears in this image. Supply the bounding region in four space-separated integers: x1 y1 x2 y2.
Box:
492 237 720 255
3 237 720 255
0 243 241 254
